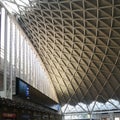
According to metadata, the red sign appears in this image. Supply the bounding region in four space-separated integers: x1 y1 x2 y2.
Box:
2 113 16 118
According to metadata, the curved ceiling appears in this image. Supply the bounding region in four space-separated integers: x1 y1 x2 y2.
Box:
1 0 120 106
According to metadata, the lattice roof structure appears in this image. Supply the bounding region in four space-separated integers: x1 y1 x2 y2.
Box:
1 0 120 113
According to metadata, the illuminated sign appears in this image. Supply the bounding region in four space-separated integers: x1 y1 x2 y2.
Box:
2 113 16 118
16 77 30 99
16 77 60 111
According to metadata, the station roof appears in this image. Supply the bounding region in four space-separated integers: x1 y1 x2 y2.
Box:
1 0 120 113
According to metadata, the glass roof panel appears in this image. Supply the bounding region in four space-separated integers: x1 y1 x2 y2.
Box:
75 105 85 112
15 0 29 6
62 99 120 114
2 1 19 13
1 0 30 13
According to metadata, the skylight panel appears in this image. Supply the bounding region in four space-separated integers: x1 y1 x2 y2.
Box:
1 0 31 14
15 0 29 6
2 1 19 13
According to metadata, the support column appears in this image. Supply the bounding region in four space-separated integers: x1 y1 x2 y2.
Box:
110 112 114 120
3 8 7 98
9 19 13 99
62 114 64 120
89 113 92 120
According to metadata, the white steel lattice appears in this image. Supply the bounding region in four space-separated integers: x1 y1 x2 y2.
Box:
1 0 120 107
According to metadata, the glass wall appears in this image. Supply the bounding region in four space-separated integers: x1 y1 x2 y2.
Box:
0 6 58 102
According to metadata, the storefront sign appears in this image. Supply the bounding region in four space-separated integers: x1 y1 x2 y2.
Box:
2 113 16 118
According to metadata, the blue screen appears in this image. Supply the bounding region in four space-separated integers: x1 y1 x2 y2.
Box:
19 80 30 98
16 78 60 111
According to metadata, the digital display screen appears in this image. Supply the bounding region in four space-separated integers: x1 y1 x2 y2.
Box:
16 77 60 111
16 78 30 99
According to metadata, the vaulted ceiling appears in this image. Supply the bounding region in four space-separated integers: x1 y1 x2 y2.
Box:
2 0 120 107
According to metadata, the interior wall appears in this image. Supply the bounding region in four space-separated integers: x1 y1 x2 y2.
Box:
0 5 58 102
